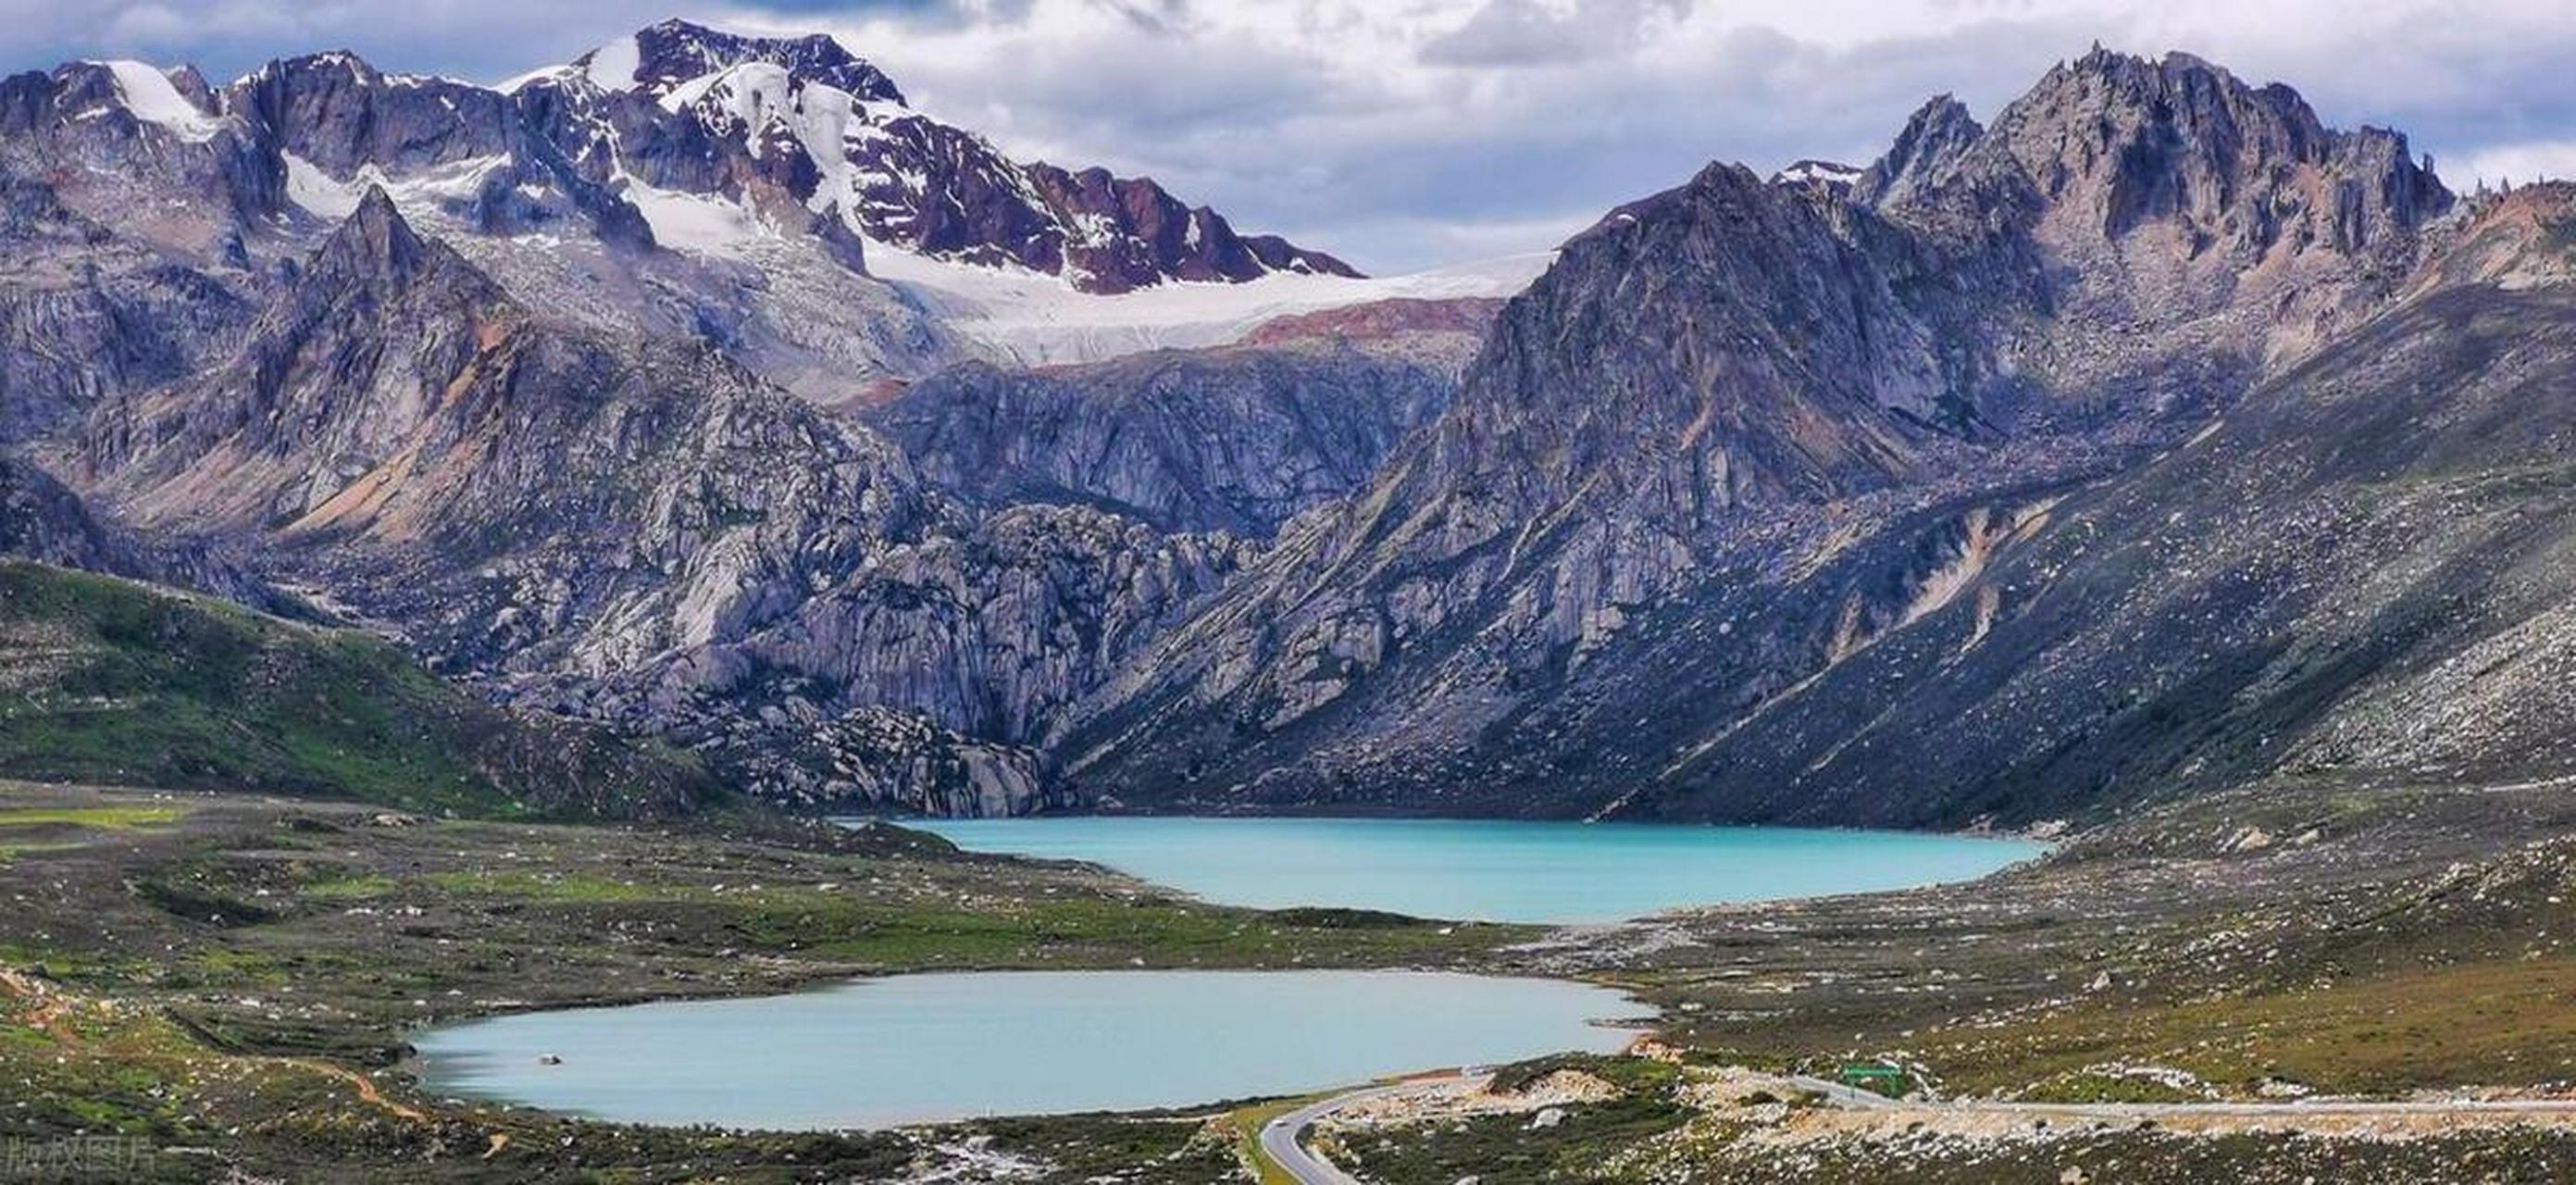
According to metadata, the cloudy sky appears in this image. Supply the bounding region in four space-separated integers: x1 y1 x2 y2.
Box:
9 0 2576 272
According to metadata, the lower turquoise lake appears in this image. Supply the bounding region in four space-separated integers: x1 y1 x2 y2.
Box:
413 970 1650 1129
901 817 2046 923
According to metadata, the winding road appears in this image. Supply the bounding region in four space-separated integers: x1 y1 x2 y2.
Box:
1261 1074 1482 1185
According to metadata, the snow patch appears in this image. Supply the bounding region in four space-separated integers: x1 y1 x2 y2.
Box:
865 244 1550 366
582 34 642 92
622 181 771 256
1773 159 1863 186
98 60 221 143
283 154 361 219
658 69 729 111
494 64 572 94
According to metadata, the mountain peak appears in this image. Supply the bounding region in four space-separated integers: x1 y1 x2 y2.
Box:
2005 44 2328 162
316 186 426 281
1862 44 2451 253
578 18 905 105
1855 94 1983 206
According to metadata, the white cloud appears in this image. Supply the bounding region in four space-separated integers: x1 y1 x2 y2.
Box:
2453 142 2576 190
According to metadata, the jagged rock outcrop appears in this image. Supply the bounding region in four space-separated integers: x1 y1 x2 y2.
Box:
1052 48 2471 821
1853 95 1982 210
868 336 1471 537
1864 48 2451 418
86 187 515 529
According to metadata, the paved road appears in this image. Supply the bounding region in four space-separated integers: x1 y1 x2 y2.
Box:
1260 1075 1481 1185
1784 1074 1909 1108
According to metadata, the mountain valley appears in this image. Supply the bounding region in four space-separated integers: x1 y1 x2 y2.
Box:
3 18 2576 1181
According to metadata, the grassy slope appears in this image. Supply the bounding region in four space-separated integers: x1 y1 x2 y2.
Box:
0 560 721 819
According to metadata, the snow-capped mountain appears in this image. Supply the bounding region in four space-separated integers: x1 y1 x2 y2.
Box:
509 19 1360 293
0 18 1504 399
6 19 1361 303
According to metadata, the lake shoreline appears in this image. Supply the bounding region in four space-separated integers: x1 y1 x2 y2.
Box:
410 968 1659 1130
884 815 2047 924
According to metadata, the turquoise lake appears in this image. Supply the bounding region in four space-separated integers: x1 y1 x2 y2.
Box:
902 817 2046 923
413 970 1650 1129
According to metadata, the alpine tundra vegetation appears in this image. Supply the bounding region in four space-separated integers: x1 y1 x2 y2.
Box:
2 6 2576 1181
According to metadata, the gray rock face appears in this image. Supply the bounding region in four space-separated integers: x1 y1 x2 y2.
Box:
682 505 1246 744
868 338 1468 537
0 69 268 443
1052 48 2471 821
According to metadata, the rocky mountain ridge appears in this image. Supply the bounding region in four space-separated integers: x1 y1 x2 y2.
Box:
0 19 1369 428
1050 49 2508 824
12 37 2572 828
4 20 1350 293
